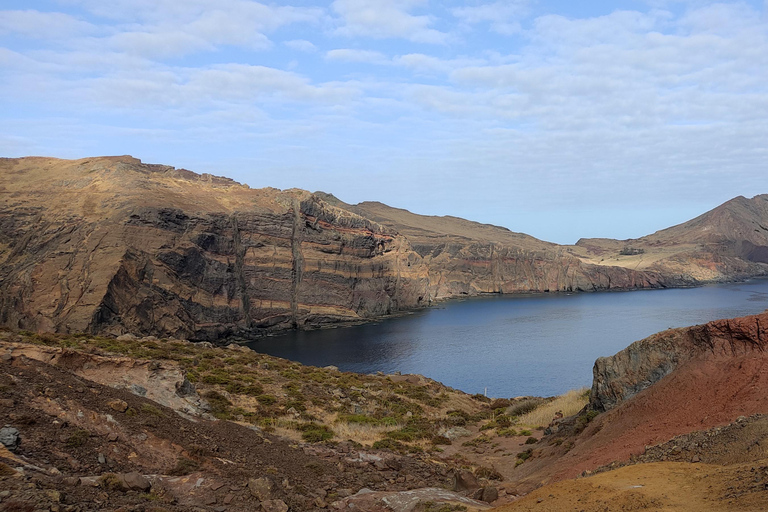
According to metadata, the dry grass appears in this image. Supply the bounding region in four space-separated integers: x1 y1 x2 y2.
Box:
333 421 399 446
517 388 589 428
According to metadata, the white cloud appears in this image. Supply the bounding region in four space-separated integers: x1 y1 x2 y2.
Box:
332 0 448 43
2 1 768 241
77 64 363 109
0 10 97 39
60 0 324 58
394 53 448 73
284 39 318 52
326 48 389 64
452 0 530 35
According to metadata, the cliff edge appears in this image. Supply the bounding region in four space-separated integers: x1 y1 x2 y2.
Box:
1 156 766 339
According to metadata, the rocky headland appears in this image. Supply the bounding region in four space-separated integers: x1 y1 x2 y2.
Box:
1 155 767 340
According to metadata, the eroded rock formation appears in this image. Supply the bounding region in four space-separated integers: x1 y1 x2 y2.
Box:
1 156 766 339
591 310 768 411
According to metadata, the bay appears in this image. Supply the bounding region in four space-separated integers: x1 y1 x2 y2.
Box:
247 280 768 398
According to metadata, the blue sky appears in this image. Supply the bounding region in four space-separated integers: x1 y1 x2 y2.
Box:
1 0 767 244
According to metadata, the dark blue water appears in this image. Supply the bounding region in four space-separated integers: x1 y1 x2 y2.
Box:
247 280 768 398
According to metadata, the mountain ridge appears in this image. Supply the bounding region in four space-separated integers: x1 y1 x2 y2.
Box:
1 155 766 339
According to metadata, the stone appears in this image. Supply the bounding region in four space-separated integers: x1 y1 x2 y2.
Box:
175 377 197 398
262 499 289 512
248 477 274 500
0 426 20 451
481 487 499 503
98 453 106 464
224 494 234 505
452 469 479 492
107 433 119 442
116 334 137 341
0 399 15 408
439 427 472 441
129 384 147 397
63 476 81 486
120 472 151 492
108 399 129 413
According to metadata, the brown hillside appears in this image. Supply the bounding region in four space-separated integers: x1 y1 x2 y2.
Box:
503 310 768 494
0 156 707 339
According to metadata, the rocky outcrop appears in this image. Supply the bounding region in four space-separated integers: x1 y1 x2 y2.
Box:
0 157 429 340
1 156 766 340
591 310 768 411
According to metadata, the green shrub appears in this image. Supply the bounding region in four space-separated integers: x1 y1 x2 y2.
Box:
372 438 406 451
140 403 165 417
66 429 90 448
98 473 124 491
256 394 277 406
203 390 232 419
508 399 544 417
168 457 200 476
297 422 334 443
386 417 434 442
496 428 517 437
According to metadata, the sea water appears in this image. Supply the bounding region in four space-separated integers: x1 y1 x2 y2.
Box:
247 280 768 397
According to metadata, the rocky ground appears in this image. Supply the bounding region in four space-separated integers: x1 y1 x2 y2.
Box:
0 331 548 511
4 308 768 511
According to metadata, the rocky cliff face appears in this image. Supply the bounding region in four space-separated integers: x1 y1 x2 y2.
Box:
0 157 428 340
591 310 768 411
0 156 765 340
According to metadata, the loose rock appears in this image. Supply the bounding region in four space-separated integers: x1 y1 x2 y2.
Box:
0 426 20 451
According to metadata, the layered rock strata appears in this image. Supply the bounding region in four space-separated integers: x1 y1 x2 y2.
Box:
591 310 768 411
0 156 766 340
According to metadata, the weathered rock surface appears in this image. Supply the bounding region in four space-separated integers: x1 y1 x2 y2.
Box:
1 156 766 339
591 310 768 411
332 487 492 512
504 309 768 495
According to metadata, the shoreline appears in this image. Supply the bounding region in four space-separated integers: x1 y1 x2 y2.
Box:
237 274 768 344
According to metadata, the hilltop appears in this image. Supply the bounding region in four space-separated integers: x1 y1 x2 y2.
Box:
2 156 766 340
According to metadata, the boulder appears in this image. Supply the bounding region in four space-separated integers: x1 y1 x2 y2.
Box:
120 472 151 492
0 426 20 451
108 399 129 413
248 477 274 500
452 469 479 492
261 499 289 512
439 426 472 440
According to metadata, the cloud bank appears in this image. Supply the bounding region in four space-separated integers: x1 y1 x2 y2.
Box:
1 0 766 243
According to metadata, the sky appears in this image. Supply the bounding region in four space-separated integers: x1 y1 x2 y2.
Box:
1 0 767 244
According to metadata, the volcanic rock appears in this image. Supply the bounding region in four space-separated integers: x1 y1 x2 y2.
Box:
5 156 761 339
591 310 768 411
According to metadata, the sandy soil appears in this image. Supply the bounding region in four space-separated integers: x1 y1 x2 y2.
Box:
497 460 768 512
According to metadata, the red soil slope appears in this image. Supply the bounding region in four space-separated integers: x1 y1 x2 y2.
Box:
512 310 768 491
